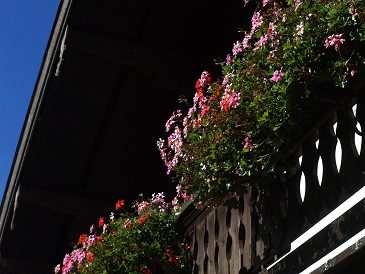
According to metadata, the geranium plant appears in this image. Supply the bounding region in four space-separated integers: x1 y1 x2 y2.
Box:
55 193 189 274
158 0 365 207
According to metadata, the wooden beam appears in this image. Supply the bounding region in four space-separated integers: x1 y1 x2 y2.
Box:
18 185 112 218
66 28 182 66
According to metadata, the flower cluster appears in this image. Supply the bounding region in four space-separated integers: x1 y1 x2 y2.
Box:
158 0 365 208
55 194 188 274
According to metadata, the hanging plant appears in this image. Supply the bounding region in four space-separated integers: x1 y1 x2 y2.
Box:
157 0 365 208
55 193 189 274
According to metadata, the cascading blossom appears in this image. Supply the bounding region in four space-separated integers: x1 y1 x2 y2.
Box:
251 11 263 34
55 194 188 274
157 0 365 208
232 41 244 56
220 84 241 112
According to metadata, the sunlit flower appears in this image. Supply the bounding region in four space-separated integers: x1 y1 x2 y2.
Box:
115 200 125 210
242 35 251 49
98 217 104 228
165 110 182 132
271 70 284 82
78 234 88 244
254 35 268 50
296 22 304 37
54 264 61 274
262 0 271 7
137 201 149 214
324 34 345 51
232 41 243 56
138 214 149 225
251 11 263 34
226 54 231 65
220 84 241 112
244 137 254 151
295 0 302 12
152 192 165 204
86 252 94 261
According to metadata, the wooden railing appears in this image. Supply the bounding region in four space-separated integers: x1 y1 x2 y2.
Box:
179 91 365 273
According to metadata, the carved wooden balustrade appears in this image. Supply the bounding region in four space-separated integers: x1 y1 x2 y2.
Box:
179 90 365 273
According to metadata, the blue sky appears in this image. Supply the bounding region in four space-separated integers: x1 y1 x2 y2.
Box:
0 1 59 199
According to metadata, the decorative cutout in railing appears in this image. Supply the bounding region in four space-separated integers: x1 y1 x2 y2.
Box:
253 94 365 272
181 93 365 273
182 194 252 274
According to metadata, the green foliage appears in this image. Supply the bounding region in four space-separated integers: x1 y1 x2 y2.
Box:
55 194 188 274
158 0 365 208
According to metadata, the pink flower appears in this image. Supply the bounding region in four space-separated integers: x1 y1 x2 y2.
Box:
267 22 276 37
222 72 233 86
87 235 95 248
295 0 302 12
71 248 85 264
176 185 183 197
61 254 73 274
195 71 212 90
137 201 149 214
296 22 304 37
157 138 168 167
226 54 231 65
54 264 61 274
244 137 254 151
196 201 204 210
182 192 194 201
324 34 345 51
254 35 268 50
168 125 182 150
251 11 263 34
267 22 279 47
152 192 165 204
159 126 183 174
165 110 182 132
262 0 271 6
242 35 251 49
194 71 211 108
232 41 243 56
172 197 179 213
220 84 241 113
273 8 281 19
271 70 284 82
282 14 287 22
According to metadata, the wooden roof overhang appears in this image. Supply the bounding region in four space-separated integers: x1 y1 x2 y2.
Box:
0 0 249 272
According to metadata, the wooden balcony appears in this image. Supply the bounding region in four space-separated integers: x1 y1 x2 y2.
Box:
1 0 363 273
180 89 365 273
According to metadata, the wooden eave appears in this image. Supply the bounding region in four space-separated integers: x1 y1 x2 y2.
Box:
0 0 250 272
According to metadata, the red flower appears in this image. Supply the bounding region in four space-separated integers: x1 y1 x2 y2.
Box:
138 214 149 225
98 217 104 227
214 86 222 99
78 234 88 244
86 252 94 261
165 249 180 266
115 199 125 210
127 221 132 229
95 235 102 244
140 268 152 274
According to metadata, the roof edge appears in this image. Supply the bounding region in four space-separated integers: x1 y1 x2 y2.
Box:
0 0 74 243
